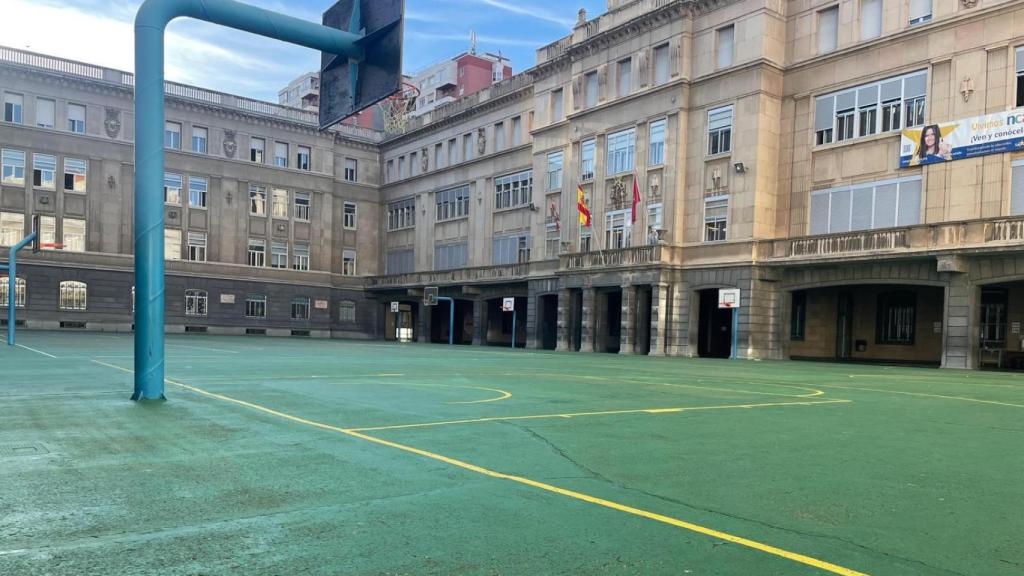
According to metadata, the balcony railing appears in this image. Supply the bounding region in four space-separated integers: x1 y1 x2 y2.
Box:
789 229 910 257
368 261 556 289
560 244 678 271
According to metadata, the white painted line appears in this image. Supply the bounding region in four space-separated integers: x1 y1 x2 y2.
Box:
16 344 57 359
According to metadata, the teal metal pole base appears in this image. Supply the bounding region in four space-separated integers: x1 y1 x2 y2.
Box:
131 392 167 402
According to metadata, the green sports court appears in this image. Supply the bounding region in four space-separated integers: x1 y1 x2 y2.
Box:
2 332 1021 575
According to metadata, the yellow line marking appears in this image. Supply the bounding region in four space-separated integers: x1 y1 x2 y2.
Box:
847 373 1024 389
88 359 867 576
815 383 1024 409
350 399 853 432
513 372 826 399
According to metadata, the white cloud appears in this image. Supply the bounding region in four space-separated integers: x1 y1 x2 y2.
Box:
469 0 575 28
407 31 543 49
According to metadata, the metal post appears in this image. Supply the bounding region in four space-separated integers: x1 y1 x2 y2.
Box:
436 297 455 346
394 310 399 342
511 311 517 349
7 232 36 347
132 0 363 401
730 308 740 360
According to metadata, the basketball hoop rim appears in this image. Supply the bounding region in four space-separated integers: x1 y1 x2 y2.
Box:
39 242 65 249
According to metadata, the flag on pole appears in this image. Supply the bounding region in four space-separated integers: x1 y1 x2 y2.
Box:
631 172 641 224
577 185 592 227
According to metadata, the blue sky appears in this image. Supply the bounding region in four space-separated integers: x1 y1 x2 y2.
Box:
0 0 607 102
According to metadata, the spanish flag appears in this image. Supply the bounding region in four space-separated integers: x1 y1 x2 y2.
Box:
577 185 592 227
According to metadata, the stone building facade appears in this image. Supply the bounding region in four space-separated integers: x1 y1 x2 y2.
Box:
3 0 1024 369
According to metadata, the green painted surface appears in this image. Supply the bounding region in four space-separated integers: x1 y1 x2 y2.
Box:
1 332 1022 575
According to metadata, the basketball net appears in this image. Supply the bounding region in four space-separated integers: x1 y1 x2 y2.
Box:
378 83 419 135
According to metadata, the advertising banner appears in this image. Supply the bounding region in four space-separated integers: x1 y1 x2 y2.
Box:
900 108 1024 168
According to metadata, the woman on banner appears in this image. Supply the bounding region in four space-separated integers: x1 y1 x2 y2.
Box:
914 124 952 164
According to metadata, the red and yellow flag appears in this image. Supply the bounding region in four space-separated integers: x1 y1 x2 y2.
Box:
577 185 592 227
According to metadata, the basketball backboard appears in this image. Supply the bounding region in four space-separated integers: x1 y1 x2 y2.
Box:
423 287 439 307
718 288 740 309
319 0 404 130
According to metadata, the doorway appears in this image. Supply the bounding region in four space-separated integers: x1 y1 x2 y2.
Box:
836 291 853 360
698 289 733 358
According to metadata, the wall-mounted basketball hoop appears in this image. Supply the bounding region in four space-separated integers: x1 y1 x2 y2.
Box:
377 81 420 135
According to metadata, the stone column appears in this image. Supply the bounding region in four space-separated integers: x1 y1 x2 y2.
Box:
556 289 571 351
942 272 979 369
620 284 637 355
472 298 485 346
580 287 597 353
649 282 668 356
666 283 688 356
526 292 539 350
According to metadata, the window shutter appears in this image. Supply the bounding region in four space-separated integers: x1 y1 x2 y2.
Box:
810 192 830 235
909 0 931 21
903 73 927 98
815 96 835 132
857 85 879 108
829 188 851 233
860 0 882 39
1012 164 1024 216
873 183 898 229
880 79 902 102
717 26 734 68
818 7 838 54
851 186 874 231
835 90 856 111
897 179 922 227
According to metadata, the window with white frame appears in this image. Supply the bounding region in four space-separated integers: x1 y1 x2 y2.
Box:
495 122 506 152
708 106 733 155
909 0 931 25
647 203 664 244
67 103 86 133
59 281 87 311
250 137 265 163
435 143 445 170
551 89 564 123
434 242 468 271
271 241 288 269
494 170 533 210
63 218 85 252
293 242 310 271
386 159 394 182
294 192 310 221
410 152 419 176
547 151 564 191
64 158 87 192
493 234 530 265
704 196 729 242
809 176 922 235
448 138 458 166
617 58 632 98
818 6 839 54
39 216 55 248
581 139 596 181
860 0 882 40
436 186 469 222
249 184 267 216
580 229 593 252
2 149 25 186
188 176 208 208
605 209 632 249
398 156 407 178
3 93 23 123
387 198 416 230
386 249 414 274
545 219 560 259
185 289 208 317
585 71 599 108
463 134 473 161
164 228 181 261
33 153 56 190
0 277 26 308
653 44 670 86
343 201 358 229
717 25 734 69
606 128 635 175
245 294 266 318
36 98 55 129
649 119 667 166
164 121 181 150
187 232 207 262
1016 47 1024 108
192 126 208 153
248 238 265 267
297 146 311 171
0 212 24 246
272 188 289 219
1012 161 1024 216
339 300 356 323
344 158 357 181
342 249 357 276
291 297 310 320
274 142 289 167
815 71 927 145
164 172 182 205
512 116 522 146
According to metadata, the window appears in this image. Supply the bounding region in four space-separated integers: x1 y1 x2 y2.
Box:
463 134 474 161
162 228 181 260
344 158 357 181
581 139 596 181
1016 47 1024 108
585 72 599 108
184 176 207 209
495 123 506 152
448 138 458 166
183 126 205 155
271 241 288 269
36 98 55 129
272 188 289 219
164 121 181 150
547 152 564 191
551 89 564 123
717 25 734 69
292 242 310 271
386 160 394 182
59 281 87 311
187 232 206 262
653 44 671 86
818 6 839 54
981 290 1008 347
434 242 468 270
3 93 23 123
2 149 25 186
810 176 922 234
410 152 419 176
617 58 632 98
185 289 208 317
248 239 265 267
1012 161 1024 216
860 0 882 40
877 292 916 345
0 212 25 246
606 128 636 175
297 146 311 171
704 196 729 242
707 106 733 156
339 300 356 323
790 291 807 341
274 142 289 167
605 209 631 249
31 154 55 190
434 143 445 170
909 0 931 25
291 297 310 320
0 277 26 308
494 170 533 210
649 119 667 166
245 294 267 318
493 234 530 265
386 249 414 274
294 192 310 221
67 103 86 134
342 250 357 276
387 198 416 231
250 137 265 163
512 116 522 146
814 71 927 145
342 201 358 229
249 184 267 215
398 156 407 178
580 229 593 252
64 158 87 192
63 218 85 252
546 218 560 258
164 173 182 205
436 185 470 222
38 216 55 248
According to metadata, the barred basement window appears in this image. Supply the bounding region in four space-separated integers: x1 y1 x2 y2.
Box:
59 281 87 311
291 297 310 320
245 294 267 318
184 289 208 317
0 277 26 308
339 300 357 323
790 291 807 341
876 291 916 345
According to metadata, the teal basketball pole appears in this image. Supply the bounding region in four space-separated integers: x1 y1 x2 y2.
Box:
132 0 364 400
6 232 37 347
